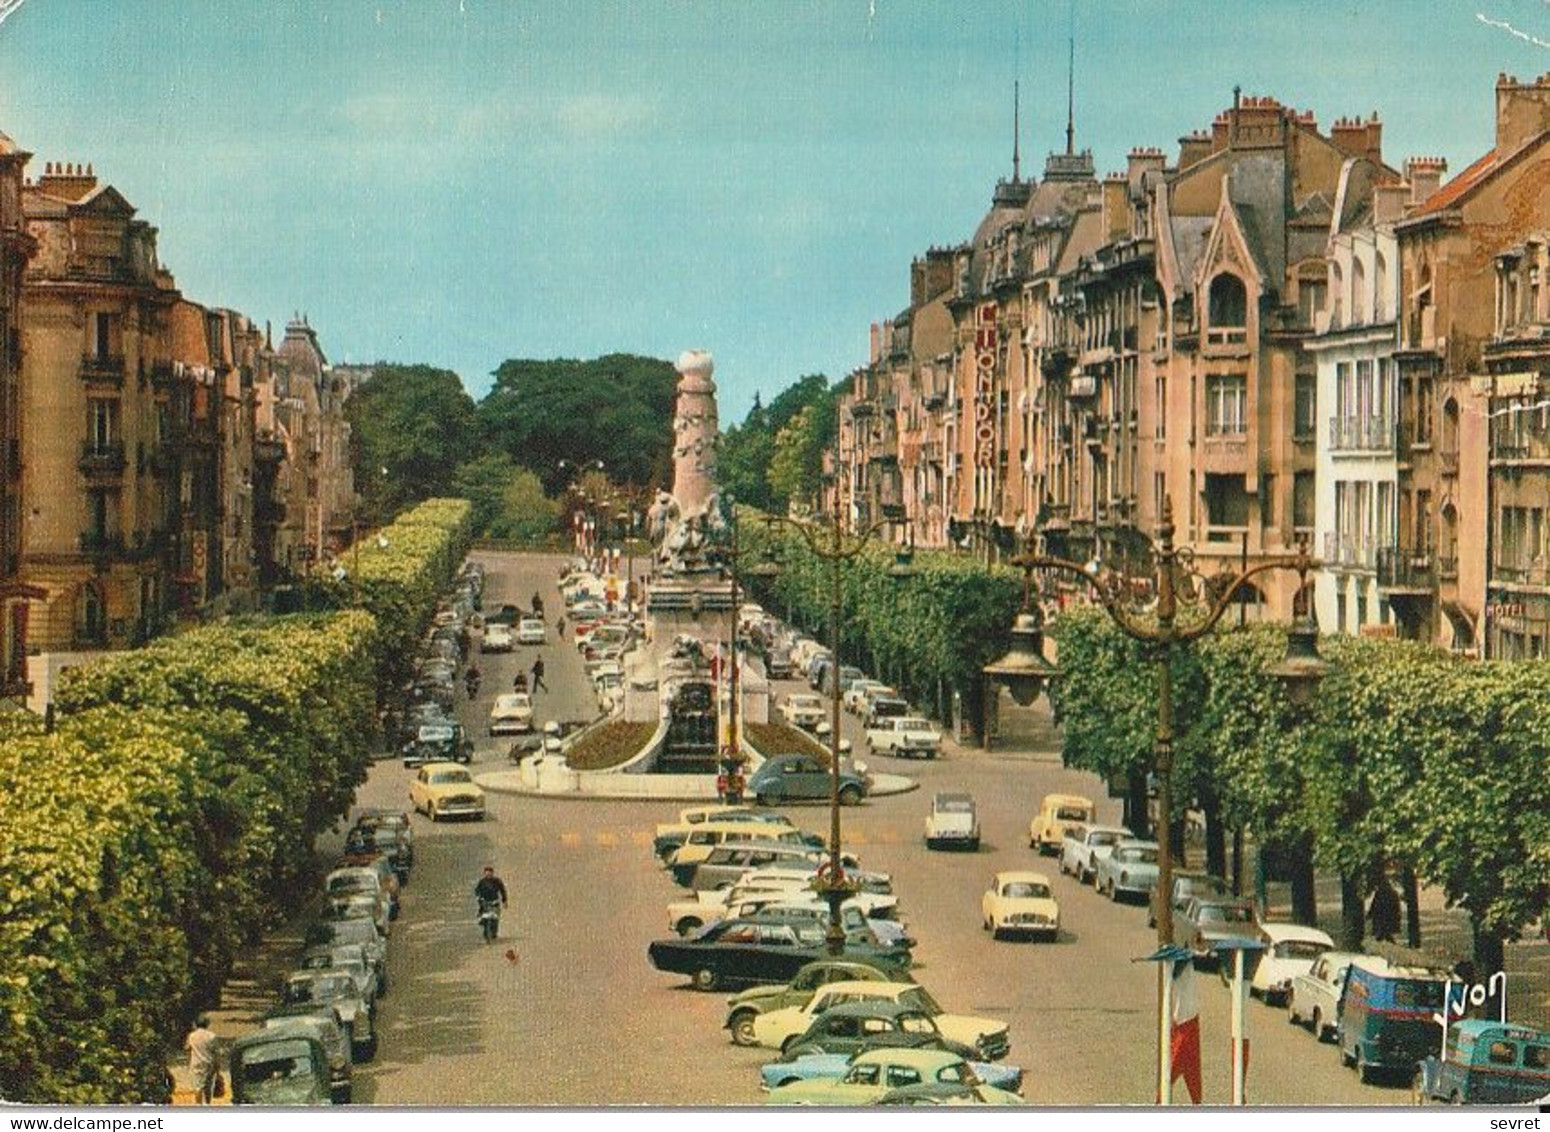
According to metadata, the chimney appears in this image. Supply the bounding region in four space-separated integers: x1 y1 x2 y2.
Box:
1126 146 1166 188
1178 130 1213 170
1404 156 1448 207
1495 71 1550 155
869 322 883 365
1101 173 1129 241
1331 113 1384 165
36 159 100 202
1373 181 1411 225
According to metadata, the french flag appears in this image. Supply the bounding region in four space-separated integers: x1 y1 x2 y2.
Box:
1170 956 1203 1104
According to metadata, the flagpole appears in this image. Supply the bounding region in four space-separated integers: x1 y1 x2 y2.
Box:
1231 947 1247 1105
1159 961 1173 1104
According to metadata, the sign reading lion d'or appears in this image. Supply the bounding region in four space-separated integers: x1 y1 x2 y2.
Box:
974 301 997 468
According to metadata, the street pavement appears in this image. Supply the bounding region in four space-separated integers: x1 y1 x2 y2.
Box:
348 550 1406 1106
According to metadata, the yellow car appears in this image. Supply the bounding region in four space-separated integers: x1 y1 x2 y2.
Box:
409 762 486 822
981 871 1060 941
1028 793 1094 854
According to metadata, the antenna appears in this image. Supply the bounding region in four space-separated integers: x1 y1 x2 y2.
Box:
1065 0 1076 156
1013 80 1022 183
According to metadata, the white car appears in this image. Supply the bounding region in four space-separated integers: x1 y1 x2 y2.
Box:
843 680 891 715
1059 824 1131 885
480 623 514 653
779 693 826 730
516 618 546 645
1249 923 1334 1005
865 716 942 758
924 792 979 851
488 692 535 735
981 871 1060 941
750 981 1010 1060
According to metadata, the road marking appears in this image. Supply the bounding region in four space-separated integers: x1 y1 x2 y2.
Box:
631 831 653 847
560 832 581 848
875 828 901 844
849 830 868 845
596 832 617 848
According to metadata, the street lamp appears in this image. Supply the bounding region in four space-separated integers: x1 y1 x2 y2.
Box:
982 491 1327 1104
756 506 910 955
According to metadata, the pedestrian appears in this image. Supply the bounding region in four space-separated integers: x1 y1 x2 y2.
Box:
531 592 545 618
530 656 547 693
185 1014 218 1104
555 614 566 640
1369 874 1400 944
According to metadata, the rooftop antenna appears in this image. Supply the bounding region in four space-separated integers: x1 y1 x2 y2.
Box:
1065 0 1076 156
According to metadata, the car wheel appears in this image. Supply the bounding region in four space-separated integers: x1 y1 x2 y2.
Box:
1409 1071 1430 1105
334 1084 352 1105
1287 1001 1300 1026
691 967 719 992
676 918 702 938
838 785 862 806
1311 1008 1326 1042
1340 1042 1356 1068
353 1039 376 1063
967 839 980 852
728 1010 758 1047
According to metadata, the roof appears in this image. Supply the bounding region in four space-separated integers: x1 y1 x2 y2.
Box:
814 1000 923 1020
1040 793 1093 806
1414 148 1497 215
1348 955 1448 979
994 870 1053 885
852 1047 960 1069
1258 922 1334 944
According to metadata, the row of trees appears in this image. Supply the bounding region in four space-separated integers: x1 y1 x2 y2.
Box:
718 375 838 514
0 499 473 1102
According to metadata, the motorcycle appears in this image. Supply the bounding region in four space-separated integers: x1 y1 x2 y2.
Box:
477 896 501 943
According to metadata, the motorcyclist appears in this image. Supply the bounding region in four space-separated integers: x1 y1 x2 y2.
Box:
531 593 545 618
464 664 481 698
473 866 508 943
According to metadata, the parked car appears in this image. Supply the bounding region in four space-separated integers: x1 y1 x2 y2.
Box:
924 792 979 851
765 645 794 679
665 821 822 870
652 805 780 859
325 866 398 922
322 892 391 940
401 721 472 767
748 753 869 807
488 692 535 736
1178 896 1260 966
766 1047 1023 1106
480 623 515 653
1094 840 1161 902
674 842 865 892
1247 923 1333 1004
763 1016 1023 1093
342 824 412 884
1336 957 1449 1082
1150 869 1230 930
1413 1020 1550 1105
722 959 897 1046
229 1031 333 1106
865 716 942 758
1288 950 1364 1041
280 971 376 1061
516 617 547 645
258 1012 352 1102
298 943 382 1008
408 762 486 822
751 981 1010 1060
980 871 1059 941
1058 823 1131 884
843 680 891 715
825 665 865 696
779 693 827 731
645 919 907 991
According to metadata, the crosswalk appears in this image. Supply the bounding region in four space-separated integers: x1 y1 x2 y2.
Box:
501 826 912 849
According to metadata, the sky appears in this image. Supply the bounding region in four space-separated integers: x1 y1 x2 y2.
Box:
1 0 1547 422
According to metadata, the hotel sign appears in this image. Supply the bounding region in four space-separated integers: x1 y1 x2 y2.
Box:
974 302 997 468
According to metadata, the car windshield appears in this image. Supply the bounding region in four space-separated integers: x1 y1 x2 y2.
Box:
1393 980 1444 1008
1274 940 1327 961
239 1042 318 1103
429 770 472 785
418 726 455 742
1056 806 1089 821
899 1012 938 1034
1091 831 1121 846
327 874 374 892
936 797 973 813
1003 882 1050 899
898 719 930 730
1201 904 1253 924
1117 847 1158 864
899 987 943 1014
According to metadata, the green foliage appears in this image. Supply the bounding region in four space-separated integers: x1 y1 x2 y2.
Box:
347 364 479 523
767 399 837 511
451 457 559 542
479 354 678 492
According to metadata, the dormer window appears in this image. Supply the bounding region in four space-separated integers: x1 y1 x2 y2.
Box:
1351 257 1367 325
1328 263 1345 330
1207 273 1248 345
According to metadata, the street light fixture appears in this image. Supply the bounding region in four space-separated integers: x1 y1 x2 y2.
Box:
981 491 1326 1104
756 506 908 956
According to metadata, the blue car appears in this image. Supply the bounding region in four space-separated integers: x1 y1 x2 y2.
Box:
749 753 869 806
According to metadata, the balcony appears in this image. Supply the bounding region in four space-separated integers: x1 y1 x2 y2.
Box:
1205 524 1249 544
1377 546 1435 592
78 441 126 477
1069 374 1098 398
79 354 125 386
1491 432 1550 464
1493 560 1550 589
1328 415 1395 454
1323 532 1377 571
78 531 125 557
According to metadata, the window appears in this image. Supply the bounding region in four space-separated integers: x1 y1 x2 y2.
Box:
1294 374 1315 439
1487 1041 1518 1067
1526 1046 1549 1070
1209 274 1248 328
1299 279 1326 327
1337 590 1348 634
1416 377 1434 444
1293 472 1315 532
1204 474 1248 532
91 312 116 360
87 399 118 450
1329 263 1345 328
1155 375 1166 438
1374 253 1390 322
1206 376 1247 435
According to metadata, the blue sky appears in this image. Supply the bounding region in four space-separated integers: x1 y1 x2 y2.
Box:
1 0 1545 421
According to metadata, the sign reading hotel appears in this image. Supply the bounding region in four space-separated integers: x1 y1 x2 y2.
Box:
974 302 997 468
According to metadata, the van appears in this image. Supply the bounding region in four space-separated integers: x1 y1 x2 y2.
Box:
679 842 857 892
1413 1019 1550 1104
666 821 822 869
1336 957 1449 1082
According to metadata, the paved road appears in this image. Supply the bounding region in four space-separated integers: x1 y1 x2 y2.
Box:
350 550 1399 1106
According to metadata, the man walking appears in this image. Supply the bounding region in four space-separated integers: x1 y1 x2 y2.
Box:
185 1014 218 1104
530 655 547 693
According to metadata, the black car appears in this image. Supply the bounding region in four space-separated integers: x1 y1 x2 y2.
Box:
485 603 523 627
647 919 909 992
401 722 473 767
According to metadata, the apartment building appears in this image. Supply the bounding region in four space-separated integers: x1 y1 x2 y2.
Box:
0 132 38 699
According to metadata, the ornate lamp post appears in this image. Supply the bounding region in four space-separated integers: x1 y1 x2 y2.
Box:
754 506 911 955
982 493 1328 1104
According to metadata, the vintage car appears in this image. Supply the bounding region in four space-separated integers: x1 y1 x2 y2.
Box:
306 919 387 990
652 805 777 859
646 919 908 991
665 821 822 870
516 617 547 645
1179 895 1260 966
1058 823 1131 884
779 693 827 732
1413 1020 1550 1105
230 1032 333 1106
673 843 852 892
258 1012 352 1103
488 692 535 736
1028 793 1096 853
341 824 412 885
1150 869 1230 930
298 943 382 1007
322 891 391 940
1094 840 1161 903
480 623 515 653
865 716 943 759
750 980 1010 1060
924 792 979 851
1247 923 1333 1005
351 809 414 859
401 721 472 767
408 762 486 822
280 970 376 1061
762 1011 1023 1093
748 753 869 806
1288 950 1364 1041
1337 957 1449 1082
723 959 897 1046
765 1048 1022 1106
325 866 398 922
980 871 1059 941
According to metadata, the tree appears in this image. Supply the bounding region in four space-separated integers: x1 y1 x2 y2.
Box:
451 454 521 534
768 398 836 511
488 469 560 543
478 354 678 493
347 364 478 523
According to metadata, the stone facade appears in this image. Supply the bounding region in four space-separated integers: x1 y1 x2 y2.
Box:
0 132 37 698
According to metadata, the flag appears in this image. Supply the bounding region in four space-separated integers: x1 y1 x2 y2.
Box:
1170 957 1203 1104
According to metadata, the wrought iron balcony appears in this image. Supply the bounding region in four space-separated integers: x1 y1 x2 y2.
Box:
79 354 125 385
1492 561 1550 588
78 441 126 477
1328 415 1394 453
78 531 125 556
1377 546 1435 591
